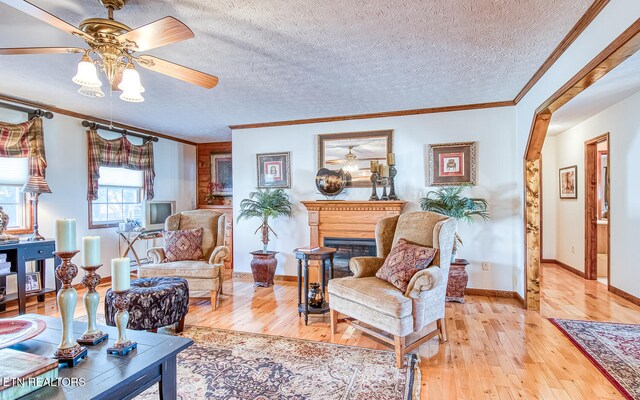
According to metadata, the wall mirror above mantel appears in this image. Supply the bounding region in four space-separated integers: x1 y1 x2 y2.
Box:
318 130 393 187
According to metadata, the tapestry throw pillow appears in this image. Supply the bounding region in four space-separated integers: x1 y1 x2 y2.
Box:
376 238 438 292
163 228 204 262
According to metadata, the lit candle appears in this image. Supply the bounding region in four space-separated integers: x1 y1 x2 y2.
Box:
56 219 77 252
82 236 101 266
381 165 390 178
387 153 396 166
111 258 131 292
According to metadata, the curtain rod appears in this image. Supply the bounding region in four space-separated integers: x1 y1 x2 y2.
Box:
0 100 54 120
81 120 159 143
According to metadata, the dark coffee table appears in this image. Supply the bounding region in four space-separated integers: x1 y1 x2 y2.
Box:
293 247 336 325
11 314 192 400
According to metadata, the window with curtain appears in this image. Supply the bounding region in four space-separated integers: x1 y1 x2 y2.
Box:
89 166 143 229
0 157 31 232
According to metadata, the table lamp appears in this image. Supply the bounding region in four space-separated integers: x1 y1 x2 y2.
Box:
21 174 52 241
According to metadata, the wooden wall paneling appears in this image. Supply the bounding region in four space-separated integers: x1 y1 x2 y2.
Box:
584 133 609 280
196 142 232 205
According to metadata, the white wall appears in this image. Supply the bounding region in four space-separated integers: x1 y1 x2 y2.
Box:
0 108 196 292
541 90 640 297
541 135 557 260
232 107 519 292
514 0 640 298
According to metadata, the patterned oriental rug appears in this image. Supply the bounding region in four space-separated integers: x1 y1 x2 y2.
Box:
549 318 640 400
133 325 419 400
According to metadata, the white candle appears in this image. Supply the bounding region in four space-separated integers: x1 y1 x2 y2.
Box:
56 219 77 252
111 258 131 292
82 236 101 266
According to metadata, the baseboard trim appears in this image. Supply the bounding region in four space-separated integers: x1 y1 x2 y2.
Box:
233 272 297 283
465 288 518 298
515 291 525 307
542 259 586 278
608 285 640 307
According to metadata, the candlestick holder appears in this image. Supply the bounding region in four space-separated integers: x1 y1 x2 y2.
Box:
380 177 390 200
77 264 109 345
106 290 137 356
388 166 399 200
53 250 88 367
369 173 380 201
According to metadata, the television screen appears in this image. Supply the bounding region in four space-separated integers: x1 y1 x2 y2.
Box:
149 202 173 225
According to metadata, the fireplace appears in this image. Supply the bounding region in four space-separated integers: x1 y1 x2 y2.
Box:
324 237 376 278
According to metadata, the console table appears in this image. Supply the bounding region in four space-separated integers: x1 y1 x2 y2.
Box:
15 315 193 399
0 240 59 314
117 230 163 267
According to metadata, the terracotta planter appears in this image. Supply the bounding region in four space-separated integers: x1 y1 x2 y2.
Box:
250 251 278 287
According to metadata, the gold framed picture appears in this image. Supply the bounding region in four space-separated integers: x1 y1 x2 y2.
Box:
257 152 291 188
427 142 477 186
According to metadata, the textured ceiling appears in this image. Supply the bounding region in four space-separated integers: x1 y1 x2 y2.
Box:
0 0 593 142
548 51 640 136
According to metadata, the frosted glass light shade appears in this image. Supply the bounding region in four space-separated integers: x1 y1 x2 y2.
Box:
118 65 144 93
78 85 105 98
119 90 144 103
72 57 102 88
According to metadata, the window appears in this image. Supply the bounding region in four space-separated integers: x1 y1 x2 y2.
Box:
0 157 32 233
89 167 143 228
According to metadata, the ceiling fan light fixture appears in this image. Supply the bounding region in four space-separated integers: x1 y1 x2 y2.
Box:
343 146 360 172
72 54 102 88
77 85 105 98
119 90 144 103
118 64 144 93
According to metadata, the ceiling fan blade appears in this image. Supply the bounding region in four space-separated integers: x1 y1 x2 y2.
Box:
135 55 218 89
118 17 193 52
0 0 92 41
0 47 84 55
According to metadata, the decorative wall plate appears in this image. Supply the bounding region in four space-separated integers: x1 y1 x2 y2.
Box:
0 317 46 349
315 168 347 197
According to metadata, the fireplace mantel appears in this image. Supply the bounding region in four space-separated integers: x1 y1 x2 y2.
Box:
301 201 407 248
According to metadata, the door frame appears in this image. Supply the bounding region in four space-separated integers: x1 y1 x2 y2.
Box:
523 20 640 310
584 133 609 281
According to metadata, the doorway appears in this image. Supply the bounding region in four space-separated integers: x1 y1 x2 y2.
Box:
584 134 610 285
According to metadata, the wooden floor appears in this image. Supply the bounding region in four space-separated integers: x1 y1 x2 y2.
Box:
3 262 639 399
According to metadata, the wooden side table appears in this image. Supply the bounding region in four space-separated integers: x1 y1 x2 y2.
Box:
293 247 336 325
446 259 470 303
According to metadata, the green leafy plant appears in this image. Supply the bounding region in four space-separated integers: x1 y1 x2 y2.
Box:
419 185 489 256
237 188 293 252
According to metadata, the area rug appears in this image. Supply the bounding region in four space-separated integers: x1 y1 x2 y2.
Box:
549 318 640 400
79 315 419 399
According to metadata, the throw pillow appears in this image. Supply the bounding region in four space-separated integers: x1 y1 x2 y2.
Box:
163 228 204 262
376 238 438 292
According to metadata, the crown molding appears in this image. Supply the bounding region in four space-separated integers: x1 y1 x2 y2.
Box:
229 100 515 130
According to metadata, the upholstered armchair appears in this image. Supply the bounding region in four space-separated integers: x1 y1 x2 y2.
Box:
328 211 456 368
138 209 230 310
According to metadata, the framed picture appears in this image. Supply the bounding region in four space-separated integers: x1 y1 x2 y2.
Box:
25 272 41 293
318 130 393 187
257 152 291 188
559 165 578 199
428 142 477 186
210 153 233 195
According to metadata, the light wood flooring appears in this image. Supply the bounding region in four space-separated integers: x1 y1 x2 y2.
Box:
2 262 639 400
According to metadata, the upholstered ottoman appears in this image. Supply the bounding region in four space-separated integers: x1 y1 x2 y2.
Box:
105 277 189 333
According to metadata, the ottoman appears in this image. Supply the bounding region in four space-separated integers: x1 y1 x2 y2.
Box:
105 277 189 333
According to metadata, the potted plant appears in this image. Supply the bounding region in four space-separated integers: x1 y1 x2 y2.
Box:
237 188 293 287
205 182 227 205
419 185 489 262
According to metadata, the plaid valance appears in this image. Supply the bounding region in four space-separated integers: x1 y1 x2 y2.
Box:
0 117 47 177
87 129 155 201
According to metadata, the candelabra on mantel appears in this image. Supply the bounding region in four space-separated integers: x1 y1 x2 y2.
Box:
368 153 399 201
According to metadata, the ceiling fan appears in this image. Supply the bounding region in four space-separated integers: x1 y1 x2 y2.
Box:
0 0 219 102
